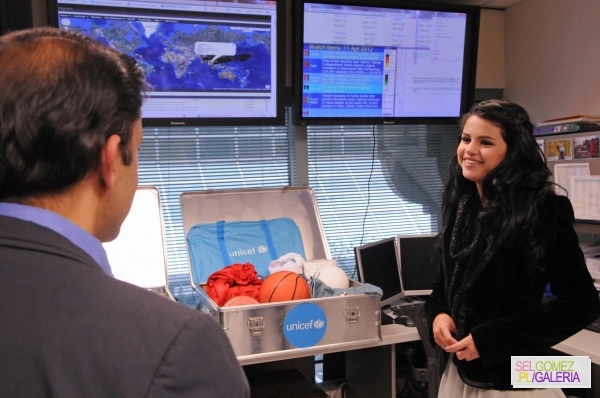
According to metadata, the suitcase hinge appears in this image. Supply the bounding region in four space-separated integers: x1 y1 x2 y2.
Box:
345 307 360 323
248 316 264 335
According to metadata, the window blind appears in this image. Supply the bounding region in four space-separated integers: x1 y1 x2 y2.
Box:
138 124 292 305
307 124 460 277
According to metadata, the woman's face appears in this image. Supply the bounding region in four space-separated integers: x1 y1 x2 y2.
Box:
457 115 508 196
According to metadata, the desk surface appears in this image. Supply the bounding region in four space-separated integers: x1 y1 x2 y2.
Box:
554 329 600 363
380 323 419 345
379 324 600 365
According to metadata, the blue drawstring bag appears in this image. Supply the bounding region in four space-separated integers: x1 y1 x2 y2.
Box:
187 217 306 284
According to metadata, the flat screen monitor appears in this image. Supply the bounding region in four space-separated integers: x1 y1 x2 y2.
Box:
0 0 8 35
293 0 480 125
103 187 167 290
46 0 285 127
355 237 404 306
397 233 438 296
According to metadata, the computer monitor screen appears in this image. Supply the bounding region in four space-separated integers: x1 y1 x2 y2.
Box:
355 237 404 306
103 187 167 290
397 234 438 296
46 0 285 127
293 0 480 126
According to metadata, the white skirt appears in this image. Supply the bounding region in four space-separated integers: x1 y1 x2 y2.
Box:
438 356 566 398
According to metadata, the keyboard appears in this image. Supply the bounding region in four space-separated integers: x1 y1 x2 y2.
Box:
390 303 418 318
389 298 425 317
585 317 600 333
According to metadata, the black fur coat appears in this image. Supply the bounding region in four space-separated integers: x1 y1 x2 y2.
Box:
425 194 600 389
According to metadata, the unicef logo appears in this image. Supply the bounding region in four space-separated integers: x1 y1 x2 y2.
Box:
257 245 268 254
284 303 327 348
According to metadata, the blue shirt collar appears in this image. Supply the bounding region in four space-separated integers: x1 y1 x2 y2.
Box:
0 202 113 276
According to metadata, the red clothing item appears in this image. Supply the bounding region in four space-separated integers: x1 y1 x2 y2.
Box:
204 263 263 306
590 139 597 158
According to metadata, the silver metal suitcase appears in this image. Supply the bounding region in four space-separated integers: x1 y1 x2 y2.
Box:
180 186 382 362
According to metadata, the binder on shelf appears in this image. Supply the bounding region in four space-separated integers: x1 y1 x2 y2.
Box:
536 115 600 127
533 122 600 136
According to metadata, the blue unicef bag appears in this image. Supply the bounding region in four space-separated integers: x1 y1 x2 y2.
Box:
187 217 306 283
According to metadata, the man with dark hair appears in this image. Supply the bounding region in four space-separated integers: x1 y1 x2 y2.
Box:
0 27 250 397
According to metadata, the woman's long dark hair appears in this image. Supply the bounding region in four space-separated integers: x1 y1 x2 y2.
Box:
443 99 554 272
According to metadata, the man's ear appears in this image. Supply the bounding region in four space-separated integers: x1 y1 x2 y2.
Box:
99 134 122 189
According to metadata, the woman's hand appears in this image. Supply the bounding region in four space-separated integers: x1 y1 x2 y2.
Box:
432 313 458 349
444 333 480 361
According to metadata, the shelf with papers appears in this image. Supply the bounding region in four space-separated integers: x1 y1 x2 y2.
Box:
574 221 600 235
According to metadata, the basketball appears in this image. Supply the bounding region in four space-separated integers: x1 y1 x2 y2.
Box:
258 271 311 303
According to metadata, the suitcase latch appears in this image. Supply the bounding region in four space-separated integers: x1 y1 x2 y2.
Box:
248 317 264 335
345 307 360 323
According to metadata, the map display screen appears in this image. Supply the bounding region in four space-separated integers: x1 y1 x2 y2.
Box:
294 0 479 125
49 0 284 126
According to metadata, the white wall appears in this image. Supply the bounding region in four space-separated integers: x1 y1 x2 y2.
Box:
32 0 46 27
504 0 600 124
476 9 505 89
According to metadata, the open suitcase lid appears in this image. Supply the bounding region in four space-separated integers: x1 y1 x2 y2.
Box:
103 187 171 297
180 186 332 286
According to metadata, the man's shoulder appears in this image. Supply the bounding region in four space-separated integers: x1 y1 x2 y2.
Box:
97 279 250 397
0 228 247 397
91 274 203 327
0 213 85 251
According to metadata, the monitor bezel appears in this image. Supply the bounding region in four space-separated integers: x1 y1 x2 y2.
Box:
292 0 480 126
397 233 438 297
46 0 287 127
355 236 405 306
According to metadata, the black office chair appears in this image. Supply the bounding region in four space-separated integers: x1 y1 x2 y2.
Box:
403 302 442 398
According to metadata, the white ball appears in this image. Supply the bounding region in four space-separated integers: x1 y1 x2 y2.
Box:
304 259 337 278
314 265 349 289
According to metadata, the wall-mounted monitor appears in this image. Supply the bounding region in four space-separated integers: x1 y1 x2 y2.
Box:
47 0 285 127
293 0 480 125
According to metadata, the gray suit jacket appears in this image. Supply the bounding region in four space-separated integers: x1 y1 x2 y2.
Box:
0 215 250 397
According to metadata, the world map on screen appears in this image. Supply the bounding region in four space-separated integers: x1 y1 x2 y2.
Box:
60 18 272 92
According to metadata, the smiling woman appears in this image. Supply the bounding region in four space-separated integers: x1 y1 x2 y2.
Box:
458 114 508 198
424 99 600 396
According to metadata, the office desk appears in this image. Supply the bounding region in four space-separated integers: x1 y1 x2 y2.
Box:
375 324 600 364
554 329 600 364
238 322 600 397
380 323 420 345
344 325 600 398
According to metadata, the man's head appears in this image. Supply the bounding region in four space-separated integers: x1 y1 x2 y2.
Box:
0 27 147 240
0 27 146 200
